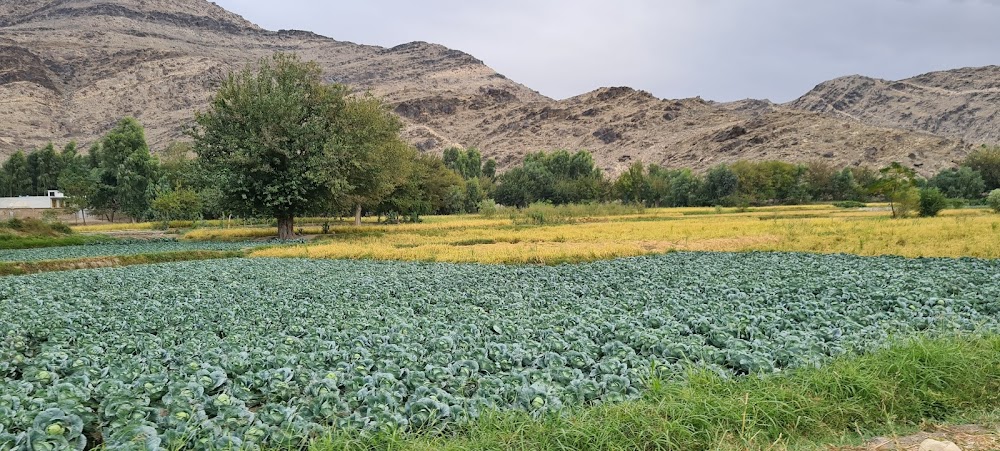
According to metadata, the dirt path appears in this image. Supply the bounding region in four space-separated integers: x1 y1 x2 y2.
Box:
837 425 999 450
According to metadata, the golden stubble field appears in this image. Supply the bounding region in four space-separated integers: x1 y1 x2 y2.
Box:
224 205 1000 264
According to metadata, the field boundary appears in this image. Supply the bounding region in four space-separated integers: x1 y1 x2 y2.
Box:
0 250 246 276
305 335 1000 450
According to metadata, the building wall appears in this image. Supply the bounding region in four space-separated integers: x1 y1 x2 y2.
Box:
0 196 67 209
0 208 86 222
0 197 54 209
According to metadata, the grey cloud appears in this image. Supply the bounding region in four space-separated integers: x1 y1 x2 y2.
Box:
214 0 1000 102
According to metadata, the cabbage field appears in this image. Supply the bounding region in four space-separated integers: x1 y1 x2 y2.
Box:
0 240 263 262
2 253 999 449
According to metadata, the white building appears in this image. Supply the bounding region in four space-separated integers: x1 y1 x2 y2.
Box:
0 190 68 209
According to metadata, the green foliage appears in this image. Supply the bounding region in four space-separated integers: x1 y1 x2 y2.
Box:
2 253 1000 448
191 53 351 239
510 202 643 225
918 187 948 217
315 336 1000 450
1 151 30 197
462 177 485 213
25 143 62 196
929 166 985 199
494 150 605 207
89 118 159 222
641 164 702 208
0 235 112 251
963 145 1000 191
657 166 701 207
874 162 919 218
613 162 648 205
335 95 415 224
987 189 1000 213
57 143 93 218
700 164 739 205
0 217 77 246
193 53 417 236
151 188 204 222
730 160 810 205
0 250 246 276
482 159 497 179
895 187 921 218
443 147 488 180
377 154 464 217
477 199 500 218
0 239 260 262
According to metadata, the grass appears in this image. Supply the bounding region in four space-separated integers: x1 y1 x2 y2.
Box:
0 234 114 250
0 250 245 276
0 217 116 249
301 334 1000 451
247 205 1000 264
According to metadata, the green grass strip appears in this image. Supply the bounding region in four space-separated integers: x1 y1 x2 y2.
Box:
304 335 1000 451
0 250 246 276
0 234 115 250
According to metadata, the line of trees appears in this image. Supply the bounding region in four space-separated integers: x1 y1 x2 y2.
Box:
488 147 1000 218
0 54 499 238
5 52 1000 234
5 126 999 227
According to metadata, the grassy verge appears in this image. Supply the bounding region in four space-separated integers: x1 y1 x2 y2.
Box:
0 217 115 249
0 234 115 250
0 250 245 276
304 335 1000 450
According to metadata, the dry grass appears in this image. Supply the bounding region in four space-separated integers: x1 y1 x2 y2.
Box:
72 222 159 233
248 205 1000 264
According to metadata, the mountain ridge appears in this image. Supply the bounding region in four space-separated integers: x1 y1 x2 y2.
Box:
0 0 992 176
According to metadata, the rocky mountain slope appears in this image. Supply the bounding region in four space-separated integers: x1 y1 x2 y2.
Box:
790 66 1000 146
0 0 989 176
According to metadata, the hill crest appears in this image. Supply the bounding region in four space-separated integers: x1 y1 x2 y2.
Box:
0 0 990 176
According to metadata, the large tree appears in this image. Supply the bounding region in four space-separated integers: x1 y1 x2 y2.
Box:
1 151 30 197
964 146 1000 191
192 53 414 237
90 118 159 222
874 162 919 218
333 95 415 225
26 143 62 195
58 143 94 224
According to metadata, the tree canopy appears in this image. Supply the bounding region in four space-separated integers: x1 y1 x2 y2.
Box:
192 53 410 238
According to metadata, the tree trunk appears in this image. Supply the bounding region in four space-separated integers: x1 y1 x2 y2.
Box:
277 216 295 240
354 204 362 226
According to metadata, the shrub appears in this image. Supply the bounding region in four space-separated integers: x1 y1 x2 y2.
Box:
478 199 499 218
5 217 24 230
890 187 921 218
988 189 1000 213
918 188 948 217
832 201 867 209
48 222 72 234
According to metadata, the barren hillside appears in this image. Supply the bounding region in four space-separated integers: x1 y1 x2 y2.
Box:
789 66 1000 146
0 0 984 176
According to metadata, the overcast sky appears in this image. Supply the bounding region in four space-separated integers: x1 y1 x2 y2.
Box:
213 0 1000 102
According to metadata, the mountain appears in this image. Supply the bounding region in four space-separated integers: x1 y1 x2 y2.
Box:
0 0 987 176
789 66 1000 146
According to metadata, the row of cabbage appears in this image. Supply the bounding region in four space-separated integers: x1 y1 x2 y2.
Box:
1 253 998 449
0 240 263 262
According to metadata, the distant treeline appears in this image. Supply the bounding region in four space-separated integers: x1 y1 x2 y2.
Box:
492 148 998 210
3 120 999 221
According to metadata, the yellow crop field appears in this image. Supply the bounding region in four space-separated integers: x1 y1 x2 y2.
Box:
249 206 1000 264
